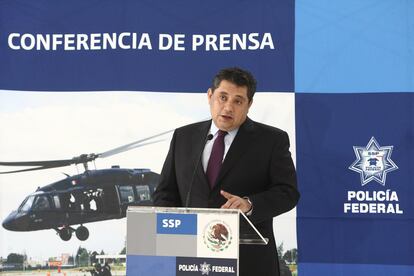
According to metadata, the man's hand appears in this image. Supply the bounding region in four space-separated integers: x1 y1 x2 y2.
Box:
220 190 252 213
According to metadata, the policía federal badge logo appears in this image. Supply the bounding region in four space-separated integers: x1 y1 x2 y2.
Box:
199 262 211 275
349 137 398 186
203 220 232 252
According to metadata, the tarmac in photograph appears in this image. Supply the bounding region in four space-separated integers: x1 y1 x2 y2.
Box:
0 269 126 276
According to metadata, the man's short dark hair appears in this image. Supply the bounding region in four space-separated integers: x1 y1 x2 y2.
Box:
211 67 257 102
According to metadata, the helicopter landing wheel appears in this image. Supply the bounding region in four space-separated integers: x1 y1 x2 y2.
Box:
58 227 72 241
76 225 89 241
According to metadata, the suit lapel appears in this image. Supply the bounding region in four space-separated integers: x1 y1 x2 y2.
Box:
191 121 211 191
214 118 256 189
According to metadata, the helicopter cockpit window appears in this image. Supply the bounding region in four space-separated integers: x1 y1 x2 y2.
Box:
119 186 135 203
32 195 50 211
136 185 151 201
53 195 61 209
19 195 35 213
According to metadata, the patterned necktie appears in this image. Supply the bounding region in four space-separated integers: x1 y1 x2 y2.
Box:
206 130 227 189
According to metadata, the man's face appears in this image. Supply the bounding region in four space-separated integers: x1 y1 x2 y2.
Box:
208 80 252 131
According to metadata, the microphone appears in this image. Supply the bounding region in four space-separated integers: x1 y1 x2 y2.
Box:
185 133 214 207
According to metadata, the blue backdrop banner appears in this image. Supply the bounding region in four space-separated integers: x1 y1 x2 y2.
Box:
0 0 294 92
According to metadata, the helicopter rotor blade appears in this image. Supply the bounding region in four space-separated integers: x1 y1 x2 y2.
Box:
98 139 166 158
0 154 98 173
0 165 68 174
0 124 184 174
98 129 173 158
0 159 75 167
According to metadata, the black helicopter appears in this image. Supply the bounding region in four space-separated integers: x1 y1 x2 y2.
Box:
0 130 171 241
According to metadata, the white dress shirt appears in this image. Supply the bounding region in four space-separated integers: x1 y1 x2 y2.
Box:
202 122 239 173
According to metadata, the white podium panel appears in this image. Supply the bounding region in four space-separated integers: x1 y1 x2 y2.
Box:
127 207 239 276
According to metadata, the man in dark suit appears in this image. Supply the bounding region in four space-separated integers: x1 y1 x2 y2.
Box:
153 67 299 276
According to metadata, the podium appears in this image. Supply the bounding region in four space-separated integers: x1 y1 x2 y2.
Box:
126 206 268 276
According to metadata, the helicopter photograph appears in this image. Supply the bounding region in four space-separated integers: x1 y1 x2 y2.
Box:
0 90 297 261
1 133 167 242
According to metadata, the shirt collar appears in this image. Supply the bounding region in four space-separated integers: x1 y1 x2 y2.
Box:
210 121 239 139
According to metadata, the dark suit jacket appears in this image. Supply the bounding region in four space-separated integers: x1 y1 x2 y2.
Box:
153 118 299 276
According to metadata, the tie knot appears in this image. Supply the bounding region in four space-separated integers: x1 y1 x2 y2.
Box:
217 130 228 138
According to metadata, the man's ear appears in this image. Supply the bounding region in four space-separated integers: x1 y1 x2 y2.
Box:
207 88 213 101
248 98 253 108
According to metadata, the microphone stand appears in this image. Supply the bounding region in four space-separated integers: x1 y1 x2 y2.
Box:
184 133 213 207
